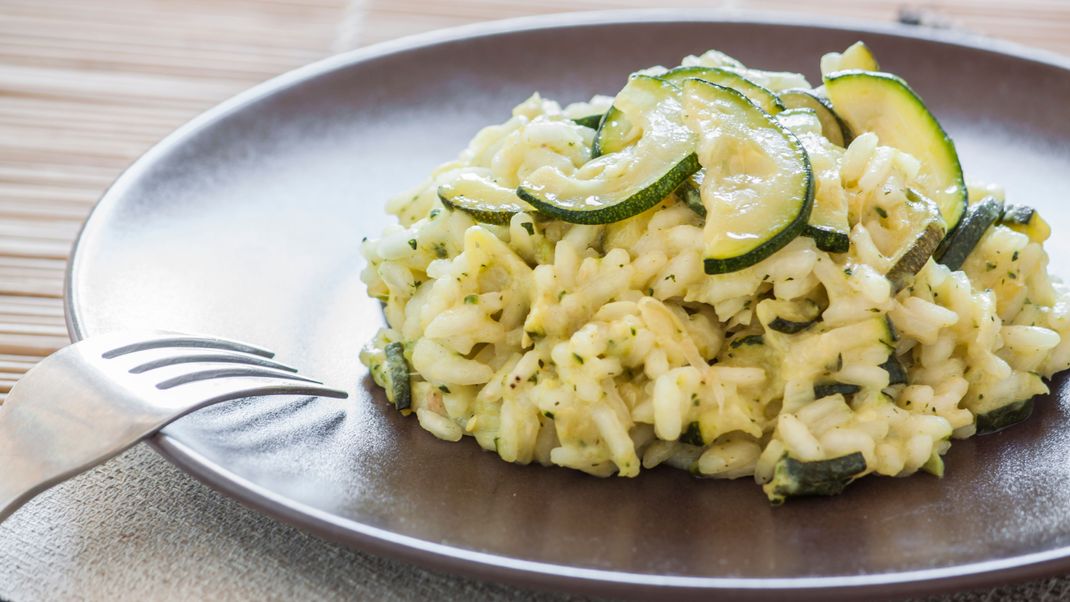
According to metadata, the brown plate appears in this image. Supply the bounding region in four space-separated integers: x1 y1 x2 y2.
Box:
65 11 1070 600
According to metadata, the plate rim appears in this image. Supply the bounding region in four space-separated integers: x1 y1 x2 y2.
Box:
62 9 1070 599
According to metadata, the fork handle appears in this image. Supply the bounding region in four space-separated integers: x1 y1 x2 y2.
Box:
0 393 153 523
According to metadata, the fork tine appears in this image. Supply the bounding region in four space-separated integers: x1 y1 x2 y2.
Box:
155 366 322 390
129 353 298 374
102 336 274 360
200 382 350 403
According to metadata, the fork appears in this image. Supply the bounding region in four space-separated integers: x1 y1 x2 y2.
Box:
0 331 347 523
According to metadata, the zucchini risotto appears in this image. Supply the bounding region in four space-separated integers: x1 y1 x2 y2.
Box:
359 42 1070 503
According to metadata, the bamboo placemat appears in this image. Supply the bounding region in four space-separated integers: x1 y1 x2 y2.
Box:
2 1 1070 599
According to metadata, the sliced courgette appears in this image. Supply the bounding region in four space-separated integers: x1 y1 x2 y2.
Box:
935 196 1004 271
820 41 880 75
383 342 412 411
975 397 1034 435
881 354 908 386
762 298 821 334
776 108 850 253
883 189 945 291
778 88 850 147
591 105 638 157
674 172 706 218
825 71 967 231
813 382 861 398
518 76 700 224
438 172 532 225
1000 204 1051 243
572 113 604 129
764 452 867 505
681 79 813 274
659 66 785 115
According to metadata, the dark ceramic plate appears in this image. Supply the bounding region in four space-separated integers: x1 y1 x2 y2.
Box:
65 11 1070 600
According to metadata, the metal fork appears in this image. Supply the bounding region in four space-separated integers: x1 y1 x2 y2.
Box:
0 331 347 523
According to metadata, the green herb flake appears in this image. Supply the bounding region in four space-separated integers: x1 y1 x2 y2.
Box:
573 353 585 365
1008 271 1018 279
408 239 418 250
464 294 479 304
521 222 535 236
429 208 442 219
986 261 997 272
438 385 451 394
875 206 888 218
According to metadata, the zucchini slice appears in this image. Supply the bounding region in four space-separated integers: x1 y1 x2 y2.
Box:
885 191 946 291
820 41 880 75
764 452 867 505
778 88 850 147
825 71 967 231
518 76 700 224
776 108 850 253
660 66 785 115
382 342 412 411
975 397 1034 435
591 105 638 157
438 173 532 226
935 196 1004 271
674 172 706 218
681 79 814 274
881 354 908 386
1000 204 1051 243
813 382 861 398
572 113 604 129
760 298 821 334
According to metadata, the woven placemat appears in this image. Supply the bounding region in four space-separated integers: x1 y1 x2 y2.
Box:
1 1 1069 600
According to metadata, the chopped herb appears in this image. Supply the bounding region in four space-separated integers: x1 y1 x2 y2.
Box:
408 239 418 250
438 385 451 394
558 290 567 301
843 267 854 276
1012 250 1019 261
521 222 535 236
528 373 539 383
665 274 677 282
573 353 584 365
1008 271 1018 279
543 411 555 419
647 288 654 296
986 261 997 271
875 206 888 218
630 327 637 336
433 243 449 258
429 208 442 219
836 353 843 371
464 294 479 304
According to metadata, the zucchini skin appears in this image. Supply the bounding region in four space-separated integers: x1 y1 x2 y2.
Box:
437 188 525 226
881 354 908 386
572 113 603 129
936 196 1004 271
887 218 944 291
975 397 1034 435
674 175 706 218
679 421 705 446
813 383 861 398
766 299 821 334
764 452 867 505
778 88 851 147
591 105 631 157
1000 204 1051 243
660 66 785 114
516 153 701 225
803 224 850 254
384 342 412 411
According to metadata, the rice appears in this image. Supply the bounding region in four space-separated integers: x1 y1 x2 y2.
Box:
357 45 1070 503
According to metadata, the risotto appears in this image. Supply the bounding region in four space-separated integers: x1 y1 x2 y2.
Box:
359 42 1070 503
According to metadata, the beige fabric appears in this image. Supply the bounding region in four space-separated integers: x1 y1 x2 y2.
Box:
2 1 1070 600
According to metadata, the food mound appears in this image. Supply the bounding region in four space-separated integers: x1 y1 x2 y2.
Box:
360 42 1069 503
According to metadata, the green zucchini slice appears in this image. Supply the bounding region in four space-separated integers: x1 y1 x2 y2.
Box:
778 88 850 147
572 113 604 129
881 354 908 386
935 196 1004 271
438 173 532 226
885 191 946 291
825 71 967 231
762 298 821 334
1000 204 1051 243
975 398 1035 435
674 172 706 218
660 66 785 115
682 79 814 274
813 383 861 398
820 41 880 75
518 76 700 224
591 105 638 157
776 108 850 253
382 342 412 411
764 452 867 505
